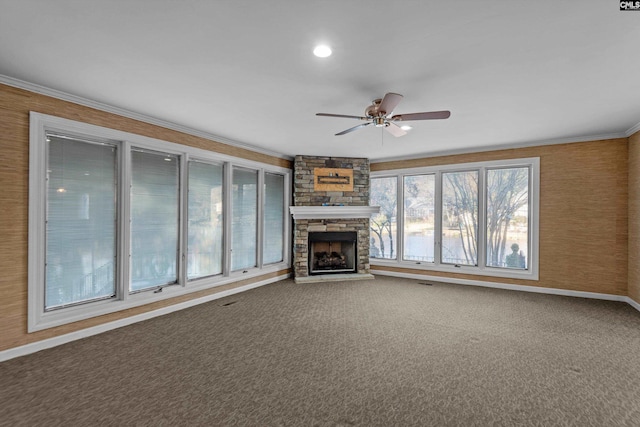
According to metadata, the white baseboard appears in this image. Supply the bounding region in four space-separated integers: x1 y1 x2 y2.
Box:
371 269 639 307
625 295 640 312
0 274 290 363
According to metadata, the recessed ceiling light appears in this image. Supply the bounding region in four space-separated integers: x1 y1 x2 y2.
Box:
313 45 332 58
401 125 412 131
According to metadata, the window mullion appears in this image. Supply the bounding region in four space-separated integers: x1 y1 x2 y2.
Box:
530 163 539 275
396 174 404 263
119 141 132 301
222 162 233 276
179 153 189 286
256 169 265 268
434 172 443 266
477 168 487 270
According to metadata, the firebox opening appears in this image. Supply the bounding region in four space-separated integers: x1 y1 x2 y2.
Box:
308 231 357 275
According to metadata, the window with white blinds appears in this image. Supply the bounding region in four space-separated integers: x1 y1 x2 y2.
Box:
187 160 223 280
264 173 285 265
130 149 180 291
29 113 290 331
231 167 258 271
45 134 117 309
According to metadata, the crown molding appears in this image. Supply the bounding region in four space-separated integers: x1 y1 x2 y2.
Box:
370 132 628 163
626 120 640 137
0 74 293 161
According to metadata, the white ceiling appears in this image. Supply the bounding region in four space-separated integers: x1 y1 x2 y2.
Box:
1 0 639 161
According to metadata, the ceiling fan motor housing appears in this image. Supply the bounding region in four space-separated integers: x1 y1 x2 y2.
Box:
365 98 384 117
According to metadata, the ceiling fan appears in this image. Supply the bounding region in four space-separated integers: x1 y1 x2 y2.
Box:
316 92 450 137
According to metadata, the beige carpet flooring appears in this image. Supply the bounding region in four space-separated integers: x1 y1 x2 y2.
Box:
2 276 640 426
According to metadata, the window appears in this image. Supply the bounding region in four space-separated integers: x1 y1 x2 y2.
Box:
264 173 285 264
442 170 478 266
403 174 435 263
130 149 180 291
187 160 224 280
231 167 258 271
370 176 397 260
486 167 529 269
369 158 539 280
29 113 291 331
45 134 117 309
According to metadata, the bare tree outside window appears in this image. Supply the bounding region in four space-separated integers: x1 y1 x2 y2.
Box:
486 167 529 269
370 177 397 259
442 171 478 265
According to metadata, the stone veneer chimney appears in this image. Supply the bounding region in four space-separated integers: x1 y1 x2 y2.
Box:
292 156 372 280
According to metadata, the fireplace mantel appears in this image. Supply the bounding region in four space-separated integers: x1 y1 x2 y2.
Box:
289 206 380 220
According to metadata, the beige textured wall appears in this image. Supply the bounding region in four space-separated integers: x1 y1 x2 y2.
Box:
372 140 629 296
0 83 292 352
628 130 640 304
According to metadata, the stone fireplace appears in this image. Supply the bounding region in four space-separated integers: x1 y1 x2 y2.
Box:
290 156 378 283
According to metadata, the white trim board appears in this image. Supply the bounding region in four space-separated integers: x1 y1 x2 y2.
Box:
369 132 629 163
627 296 640 312
0 273 290 363
372 269 640 311
627 120 640 137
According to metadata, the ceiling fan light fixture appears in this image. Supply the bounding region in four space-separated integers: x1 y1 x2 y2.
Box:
374 117 386 127
313 45 332 58
401 125 412 131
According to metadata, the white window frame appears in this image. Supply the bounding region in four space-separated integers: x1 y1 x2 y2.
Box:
370 157 540 281
28 112 291 332
185 158 225 282
262 172 287 266
230 165 260 273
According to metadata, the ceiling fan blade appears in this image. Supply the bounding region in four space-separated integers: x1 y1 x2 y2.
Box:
384 122 407 137
336 122 371 136
391 110 451 121
316 113 368 120
378 93 403 116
